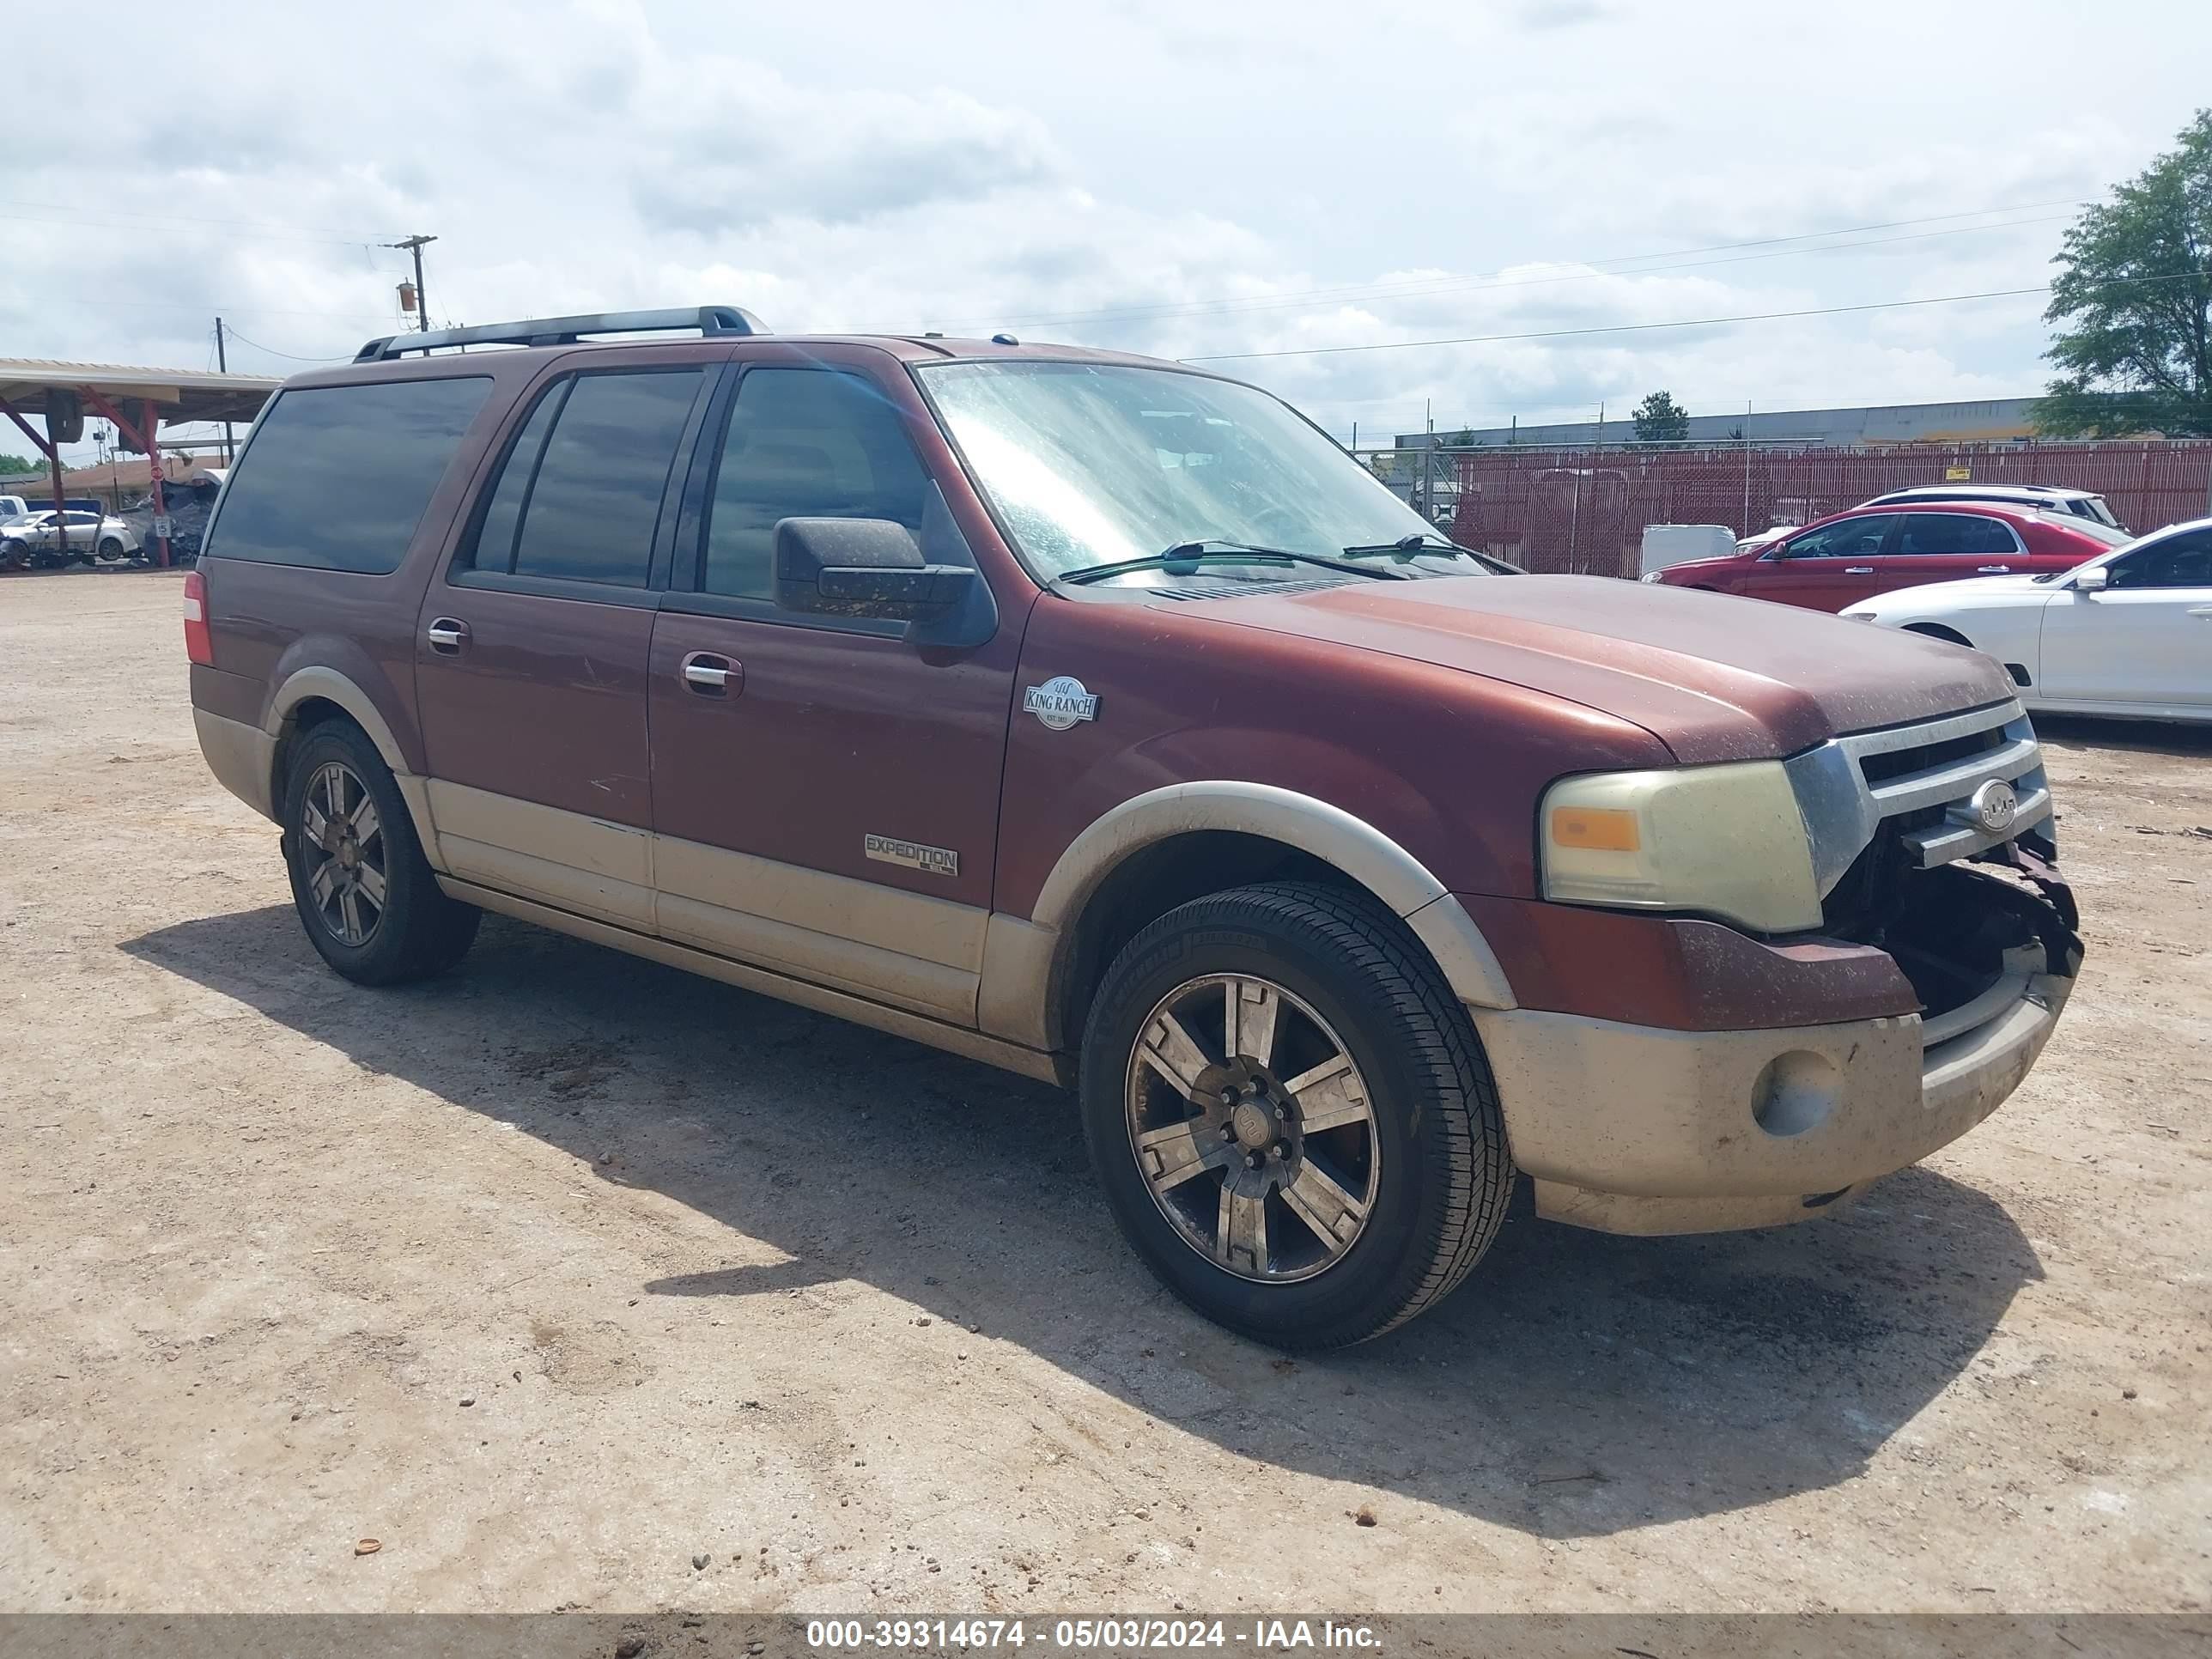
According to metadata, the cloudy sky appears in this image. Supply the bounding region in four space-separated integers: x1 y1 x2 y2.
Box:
7 0 2207 457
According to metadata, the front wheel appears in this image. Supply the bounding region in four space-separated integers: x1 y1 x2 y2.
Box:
281 721 479 985
1079 882 1513 1348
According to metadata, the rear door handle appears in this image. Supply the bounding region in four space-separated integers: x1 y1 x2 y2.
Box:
1844 566 1875 575
425 617 469 652
681 651 741 695
1977 565 2012 574
2189 606 2212 620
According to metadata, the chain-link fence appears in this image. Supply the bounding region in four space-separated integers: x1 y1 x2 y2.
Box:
1357 441 2212 577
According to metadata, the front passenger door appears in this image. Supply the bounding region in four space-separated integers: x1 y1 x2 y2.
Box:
647 361 1023 1026
1738 514 1899 611
2040 528 2212 710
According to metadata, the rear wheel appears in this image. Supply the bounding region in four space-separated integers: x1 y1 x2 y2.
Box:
1080 881 1513 1348
282 722 478 985
97 537 125 560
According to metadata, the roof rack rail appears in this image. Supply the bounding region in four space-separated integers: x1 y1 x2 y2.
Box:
354 305 768 362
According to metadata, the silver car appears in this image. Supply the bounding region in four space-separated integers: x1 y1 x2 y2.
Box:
0 508 141 566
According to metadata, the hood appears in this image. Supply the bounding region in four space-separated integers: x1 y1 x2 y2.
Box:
1853 573 2057 611
1195 574 2016 764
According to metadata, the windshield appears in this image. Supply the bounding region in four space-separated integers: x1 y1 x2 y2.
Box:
918 361 1469 582
2079 496 2122 529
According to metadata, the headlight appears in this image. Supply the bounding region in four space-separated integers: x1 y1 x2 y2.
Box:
1540 761 1822 933
1638 570 1663 582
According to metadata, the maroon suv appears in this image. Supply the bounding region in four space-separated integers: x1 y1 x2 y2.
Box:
1650 500 2127 611
186 307 2081 1347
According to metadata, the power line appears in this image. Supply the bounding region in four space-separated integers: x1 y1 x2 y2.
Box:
1179 274 2201 366
216 326 356 364
936 198 2090 332
1072 213 2077 335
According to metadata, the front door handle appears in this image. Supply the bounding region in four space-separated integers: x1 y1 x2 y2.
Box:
425 617 470 652
1977 565 2012 574
681 651 741 696
2189 606 2212 620
1844 566 1875 575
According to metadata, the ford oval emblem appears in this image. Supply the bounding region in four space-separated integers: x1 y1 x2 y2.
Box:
1969 779 2018 834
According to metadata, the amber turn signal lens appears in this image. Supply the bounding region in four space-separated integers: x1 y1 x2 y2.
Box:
1549 805 1640 853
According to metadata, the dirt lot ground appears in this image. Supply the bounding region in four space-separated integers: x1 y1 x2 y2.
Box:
2 570 2207 1617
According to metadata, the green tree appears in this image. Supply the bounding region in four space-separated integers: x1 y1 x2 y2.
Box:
1632 390 1690 445
0 452 39 477
2035 110 2212 437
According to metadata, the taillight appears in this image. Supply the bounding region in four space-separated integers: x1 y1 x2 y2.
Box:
182 568 213 665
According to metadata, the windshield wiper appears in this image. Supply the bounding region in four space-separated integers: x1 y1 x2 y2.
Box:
1058 538 1409 586
1342 534 1521 574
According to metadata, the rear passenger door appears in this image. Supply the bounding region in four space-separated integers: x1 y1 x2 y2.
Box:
413 356 715 930
645 358 1021 1026
1880 512 2024 590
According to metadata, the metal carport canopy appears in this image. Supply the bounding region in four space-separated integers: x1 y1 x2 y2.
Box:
0 358 280 427
0 358 282 568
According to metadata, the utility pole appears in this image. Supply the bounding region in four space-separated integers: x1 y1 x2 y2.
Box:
1741 398 1753 535
385 234 438 332
213 317 235 464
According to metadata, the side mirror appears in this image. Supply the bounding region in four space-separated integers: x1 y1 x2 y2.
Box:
774 517 975 620
2073 565 2109 592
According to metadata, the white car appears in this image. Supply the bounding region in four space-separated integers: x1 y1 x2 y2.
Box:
1844 515 2212 724
0 508 141 565
1858 483 2125 533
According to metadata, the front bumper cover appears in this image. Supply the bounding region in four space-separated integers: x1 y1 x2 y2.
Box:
1468 878 2080 1237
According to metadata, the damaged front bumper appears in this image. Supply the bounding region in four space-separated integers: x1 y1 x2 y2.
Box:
1470 863 2082 1237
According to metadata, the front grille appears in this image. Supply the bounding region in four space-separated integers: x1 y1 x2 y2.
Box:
1804 698 2074 1031
1856 724 2007 787
1839 702 2051 872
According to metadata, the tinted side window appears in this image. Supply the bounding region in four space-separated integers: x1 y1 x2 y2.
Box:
464 381 567 575
1783 515 1893 559
2110 528 2212 590
207 377 491 573
701 368 936 599
1896 514 2016 556
507 370 703 587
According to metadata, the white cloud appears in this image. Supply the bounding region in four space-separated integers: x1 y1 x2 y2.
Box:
2 0 2207 462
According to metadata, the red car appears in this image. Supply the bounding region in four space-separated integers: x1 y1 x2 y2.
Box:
1649 501 2129 611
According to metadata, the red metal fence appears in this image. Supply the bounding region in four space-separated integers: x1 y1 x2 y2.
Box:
1441 441 2212 577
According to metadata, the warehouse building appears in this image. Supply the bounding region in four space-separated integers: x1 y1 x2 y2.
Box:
1397 396 2041 450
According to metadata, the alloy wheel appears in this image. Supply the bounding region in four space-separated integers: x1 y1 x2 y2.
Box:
1124 974 1380 1282
299 761 386 946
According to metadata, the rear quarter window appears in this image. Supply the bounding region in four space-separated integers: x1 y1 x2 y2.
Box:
205 376 492 573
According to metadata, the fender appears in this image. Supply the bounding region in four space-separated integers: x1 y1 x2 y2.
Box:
264 665 444 870
979 781 1518 1054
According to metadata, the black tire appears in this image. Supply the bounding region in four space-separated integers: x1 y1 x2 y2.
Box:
96 538 125 560
281 720 479 985
1079 881 1513 1349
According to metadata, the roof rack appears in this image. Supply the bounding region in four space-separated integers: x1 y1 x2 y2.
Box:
354 305 768 363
